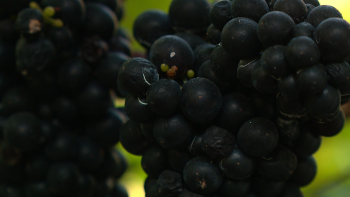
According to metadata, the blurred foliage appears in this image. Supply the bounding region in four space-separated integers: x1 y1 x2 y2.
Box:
116 0 350 197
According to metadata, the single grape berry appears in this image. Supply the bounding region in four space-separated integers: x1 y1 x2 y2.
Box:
303 0 320 6
278 74 302 99
201 126 235 159
47 163 80 196
251 63 278 94
306 5 343 28
133 10 174 49
292 129 321 158
168 0 211 35
273 0 308 24
15 8 43 39
221 17 262 60
216 178 251 197
257 11 295 47
286 36 320 70
277 94 308 119
125 95 156 123
219 144 256 179
278 183 303 197
275 116 300 142
175 32 206 51
118 57 159 96
292 22 315 39
230 0 269 22
193 43 216 73
183 157 223 195
237 118 279 157
180 77 222 124
210 45 239 82
290 156 317 187
141 145 169 177
257 145 297 181
120 120 152 155
146 79 181 116
3 112 42 152
209 1 232 30
296 63 327 95
150 35 194 78
325 61 350 88
153 113 196 149
206 24 221 45
308 110 345 137
261 45 290 79
314 18 350 62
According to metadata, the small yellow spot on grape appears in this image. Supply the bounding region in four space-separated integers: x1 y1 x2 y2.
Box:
161 64 169 72
187 69 195 79
43 6 55 17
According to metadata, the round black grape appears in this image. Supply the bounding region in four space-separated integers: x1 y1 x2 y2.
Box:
193 43 215 73
251 63 278 94
230 0 269 23
209 1 232 30
257 11 295 47
292 129 321 158
221 17 261 60
275 116 300 143
141 145 169 177
296 63 327 94
303 0 320 6
314 18 350 62
290 156 317 187
44 132 78 162
306 5 343 27
47 163 80 196
261 45 290 79
133 10 174 49
202 126 235 159
292 22 315 39
168 0 211 35
207 24 221 45
180 77 222 124
237 118 279 157
278 183 303 197
276 94 308 119
237 58 260 88
308 110 345 137
125 95 156 123
273 0 308 24
325 61 350 88
183 157 223 195
120 120 152 155
278 74 302 99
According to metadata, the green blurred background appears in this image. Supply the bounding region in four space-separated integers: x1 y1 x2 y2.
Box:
116 0 350 196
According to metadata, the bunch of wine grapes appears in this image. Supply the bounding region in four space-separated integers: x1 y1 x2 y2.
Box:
119 0 350 196
0 0 130 196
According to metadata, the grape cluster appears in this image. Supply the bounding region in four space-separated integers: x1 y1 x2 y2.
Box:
0 0 130 197
119 0 350 196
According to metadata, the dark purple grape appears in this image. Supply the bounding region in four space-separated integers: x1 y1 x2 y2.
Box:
257 11 295 47
133 10 174 49
275 116 300 143
157 170 183 197
307 110 345 137
77 174 96 197
85 109 123 149
95 52 129 88
4 112 42 152
193 43 215 73
80 3 118 40
16 37 55 78
303 0 320 6
207 24 221 45
216 178 251 197
180 78 222 124
252 178 284 197
141 145 169 177
325 61 350 88
48 26 74 58
304 84 340 120
257 145 297 181
286 36 320 70
26 154 50 181
292 129 321 158
183 157 223 195
120 120 152 155
198 60 233 94
175 32 206 51
15 8 43 39
219 144 256 179
306 4 316 15
209 0 232 30
25 181 49 197
47 163 80 196
250 90 278 119
169 0 211 35
153 113 196 149
277 94 308 119
251 63 278 94
314 18 350 62
261 45 290 79
125 95 156 123
278 74 302 99
290 156 317 187
187 134 207 157
202 126 235 159
296 63 327 95
273 0 308 24
215 93 255 134
94 150 127 180
277 183 303 197
237 118 279 157
150 35 194 78
44 132 78 162
118 57 159 96
41 0 86 29
76 138 104 172
306 5 342 27
168 149 193 172
230 0 269 22
112 183 128 197
237 58 260 88
210 45 239 82
221 17 262 60
146 79 181 116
